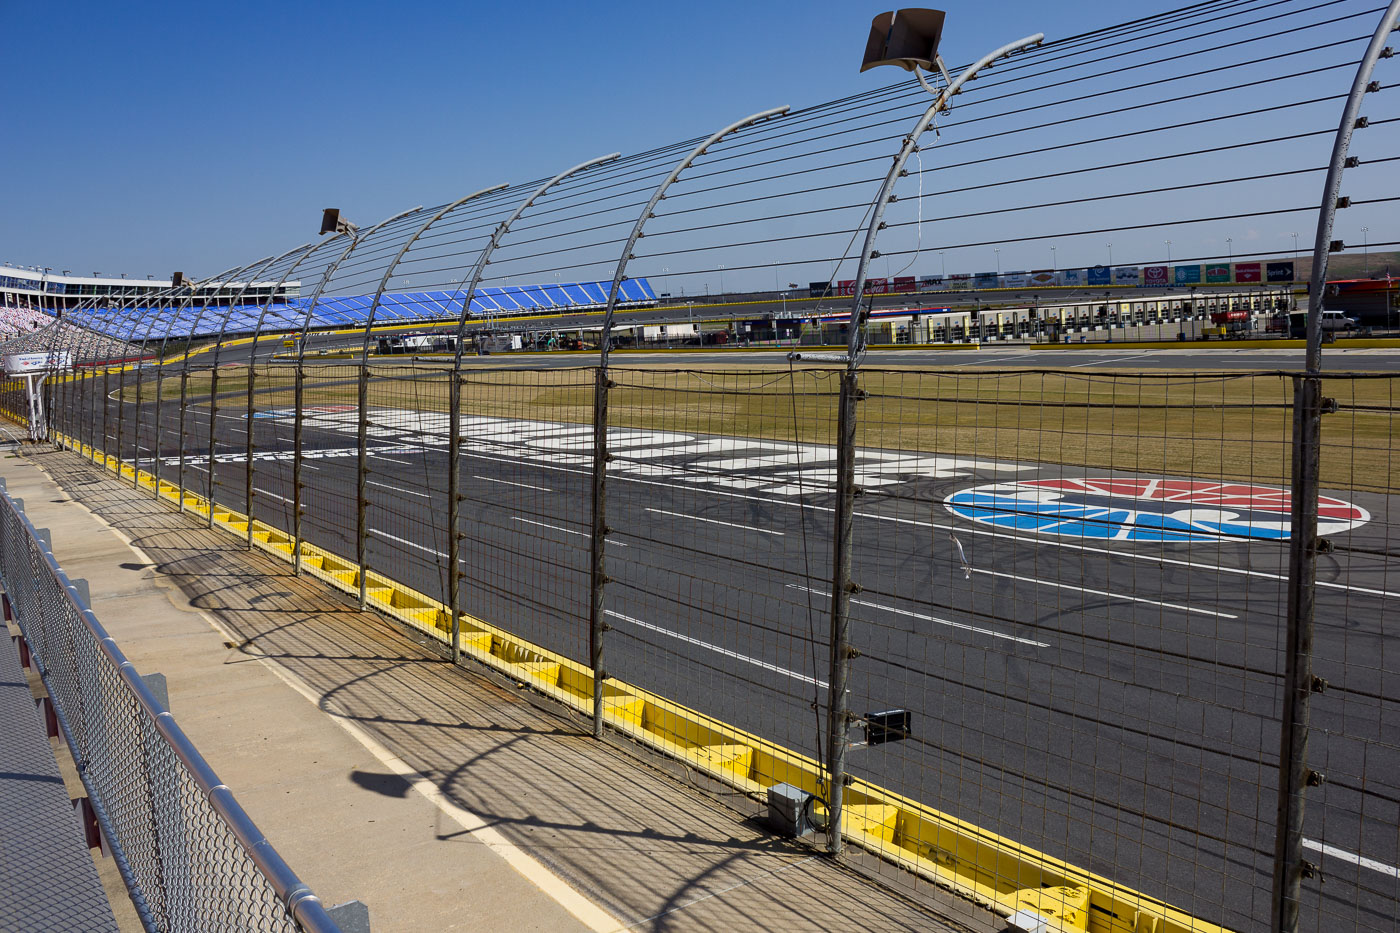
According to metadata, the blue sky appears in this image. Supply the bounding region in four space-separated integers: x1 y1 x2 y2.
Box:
4 0 1131 276
4 1 1395 289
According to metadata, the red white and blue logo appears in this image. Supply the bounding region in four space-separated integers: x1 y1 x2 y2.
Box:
945 478 1369 542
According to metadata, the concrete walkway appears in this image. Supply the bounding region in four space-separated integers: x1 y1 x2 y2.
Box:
1 444 988 933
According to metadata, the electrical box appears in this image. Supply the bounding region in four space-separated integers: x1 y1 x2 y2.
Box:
766 783 814 838
865 708 911 745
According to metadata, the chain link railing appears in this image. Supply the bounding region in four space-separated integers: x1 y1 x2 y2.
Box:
0 479 345 933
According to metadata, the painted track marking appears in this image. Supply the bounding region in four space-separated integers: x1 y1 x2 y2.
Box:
1303 838 1400 879
605 610 826 687
645 508 784 536
970 568 1238 618
789 585 1048 648
476 475 551 492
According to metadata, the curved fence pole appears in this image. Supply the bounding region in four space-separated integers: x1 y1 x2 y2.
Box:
108 284 170 475
291 207 419 575
442 153 619 647
828 31 1043 858
198 252 286 526
242 243 318 546
118 286 179 484
1272 3 1400 929
590 108 787 736
176 259 269 513
353 186 507 617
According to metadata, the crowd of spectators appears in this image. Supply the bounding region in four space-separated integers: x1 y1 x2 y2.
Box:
0 302 53 341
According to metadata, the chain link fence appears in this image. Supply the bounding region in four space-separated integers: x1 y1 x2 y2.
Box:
0 479 344 933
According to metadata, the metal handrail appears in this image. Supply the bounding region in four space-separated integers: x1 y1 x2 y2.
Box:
0 479 342 933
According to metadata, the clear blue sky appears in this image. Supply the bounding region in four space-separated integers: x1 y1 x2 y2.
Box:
3 0 1135 278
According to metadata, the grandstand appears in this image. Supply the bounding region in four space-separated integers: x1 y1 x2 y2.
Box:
2 265 656 341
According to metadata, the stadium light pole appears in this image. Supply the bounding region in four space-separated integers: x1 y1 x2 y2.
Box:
832 7 1043 860
1165 240 1172 263
1227 237 1233 263
994 247 1001 277
1050 244 1056 271
1362 226 1369 276
1106 242 1113 267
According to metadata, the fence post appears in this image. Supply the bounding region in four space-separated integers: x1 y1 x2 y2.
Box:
447 369 464 664
588 367 610 737
824 368 860 856
1270 4 1398 926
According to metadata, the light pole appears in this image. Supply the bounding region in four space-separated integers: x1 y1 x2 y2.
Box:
994 247 1001 277
1050 245 1057 271
1291 232 1299 276
1362 227 1370 276
939 251 946 279
1226 237 1233 263
1165 240 1172 263
718 264 725 296
662 266 669 298
1106 242 1113 268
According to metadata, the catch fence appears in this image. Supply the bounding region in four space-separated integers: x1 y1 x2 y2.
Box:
1 1 1398 930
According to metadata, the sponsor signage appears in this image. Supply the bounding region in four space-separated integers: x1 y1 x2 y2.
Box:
919 275 944 288
1235 262 1262 283
1060 268 1086 287
808 281 834 297
1205 263 1232 284
974 272 999 289
1002 271 1029 288
1112 266 1141 287
1174 264 1202 285
1266 261 1295 283
949 274 973 291
1087 265 1112 286
1028 270 1059 286
1144 265 1170 286
3 352 69 374
892 276 917 293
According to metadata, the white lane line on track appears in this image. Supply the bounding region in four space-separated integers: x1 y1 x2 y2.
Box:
1068 353 1150 368
369 528 446 558
253 488 292 504
1303 838 1400 879
789 585 1049 648
605 610 826 688
645 508 784 536
476 475 551 492
367 480 431 499
375 455 416 466
970 568 1238 618
513 517 628 547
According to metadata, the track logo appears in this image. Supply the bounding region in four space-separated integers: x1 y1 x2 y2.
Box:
945 478 1369 542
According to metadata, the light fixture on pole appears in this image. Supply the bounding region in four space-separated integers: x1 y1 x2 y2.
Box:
319 208 360 237
718 264 725 295
1050 245 1057 271
1165 240 1172 263
1106 243 1113 267
939 251 946 278
994 247 1001 277
1362 226 1370 276
1226 237 1233 262
1291 232 1300 276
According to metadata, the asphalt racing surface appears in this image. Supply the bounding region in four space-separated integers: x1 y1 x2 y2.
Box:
87 356 1400 932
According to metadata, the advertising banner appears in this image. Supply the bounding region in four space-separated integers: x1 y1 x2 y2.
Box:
1144 265 1170 286
866 277 890 294
1002 271 1029 288
1061 268 1086 287
1267 261 1295 283
1087 265 1112 286
1235 262 1262 283
892 276 917 293
1174 264 1203 285
949 273 973 290
1113 266 1142 286
919 275 944 289
974 272 999 289
1205 263 1232 284
3 351 69 374
1028 270 1059 286
808 281 833 297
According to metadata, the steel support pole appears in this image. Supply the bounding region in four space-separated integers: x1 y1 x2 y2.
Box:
824 368 860 856
354 188 504 615
440 152 617 645
245 244 318 548
590 108 786 734
1271 4 1398 928
824 32 1042 856
200 254 279 526
290 207 416 577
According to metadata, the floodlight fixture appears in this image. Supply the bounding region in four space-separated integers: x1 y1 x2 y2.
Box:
320 208 360 237
861 9 953 94
171 272 187 288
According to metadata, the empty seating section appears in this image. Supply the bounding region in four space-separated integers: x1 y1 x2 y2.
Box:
0 304 54 340
67 278 655 341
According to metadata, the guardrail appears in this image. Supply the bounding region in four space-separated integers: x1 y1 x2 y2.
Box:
0 477 346 933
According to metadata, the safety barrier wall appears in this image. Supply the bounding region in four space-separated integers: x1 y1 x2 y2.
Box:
7 3 1400 930
0 475 345 933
